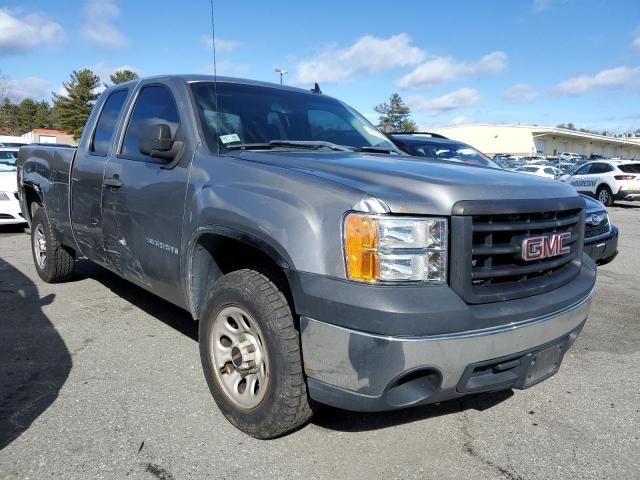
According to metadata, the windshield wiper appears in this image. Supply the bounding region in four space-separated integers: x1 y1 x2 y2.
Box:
351 146 398 154
270 140 351 151
226 140 351 152
225 143 273 150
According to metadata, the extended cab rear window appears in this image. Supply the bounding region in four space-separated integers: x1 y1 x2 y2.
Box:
618 164 640 174
91 89 128 156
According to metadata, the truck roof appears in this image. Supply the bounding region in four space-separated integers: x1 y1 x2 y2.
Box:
106 74 319 96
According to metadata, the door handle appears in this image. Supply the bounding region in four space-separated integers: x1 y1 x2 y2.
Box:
103 176 123 189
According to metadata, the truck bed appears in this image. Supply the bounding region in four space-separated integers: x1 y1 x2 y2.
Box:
18 144 77 245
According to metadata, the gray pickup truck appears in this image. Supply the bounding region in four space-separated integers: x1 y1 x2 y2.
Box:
18 75 596 438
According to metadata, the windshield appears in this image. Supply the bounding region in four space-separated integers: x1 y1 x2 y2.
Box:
190 82 398 153
409 141 500 168
0 151 18 172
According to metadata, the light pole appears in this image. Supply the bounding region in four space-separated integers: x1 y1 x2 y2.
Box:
275 68 288 85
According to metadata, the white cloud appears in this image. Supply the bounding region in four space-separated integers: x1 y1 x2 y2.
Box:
533 0 550 13
554 66 640 96
201 35 240 53
450 115 470 125
408 88 481 115
397 51 507 90
294 33 425 84
0 9 66 56
81 0 127 49
502 83 540 103
633 36 640 49
5 77 52 101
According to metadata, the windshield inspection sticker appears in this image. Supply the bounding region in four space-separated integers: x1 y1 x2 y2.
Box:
220 133 241 144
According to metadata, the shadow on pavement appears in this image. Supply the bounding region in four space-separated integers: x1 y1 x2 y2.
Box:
73 260 198 342
0 258 71 450
312 390 513 432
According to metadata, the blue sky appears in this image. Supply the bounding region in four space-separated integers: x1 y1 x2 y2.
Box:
1 0 639 132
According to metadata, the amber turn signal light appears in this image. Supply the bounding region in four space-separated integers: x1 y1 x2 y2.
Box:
344 214 380 282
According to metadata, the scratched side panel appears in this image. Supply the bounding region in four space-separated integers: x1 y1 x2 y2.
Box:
18 146 76 248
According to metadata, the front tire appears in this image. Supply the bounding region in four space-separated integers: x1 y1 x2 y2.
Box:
30 207 75 283
597 186 614 206
199 269 313 439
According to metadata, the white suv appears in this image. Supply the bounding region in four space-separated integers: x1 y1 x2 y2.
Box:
560 160 640 206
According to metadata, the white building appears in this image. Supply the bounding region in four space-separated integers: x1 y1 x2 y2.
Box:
20 129 76 145
0 134 29 146
432 124 640 159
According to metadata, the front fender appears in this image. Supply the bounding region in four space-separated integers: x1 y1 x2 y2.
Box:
184 153 382 279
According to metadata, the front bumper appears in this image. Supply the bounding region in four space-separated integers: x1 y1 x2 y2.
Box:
301 290 592 411
584 225 618 264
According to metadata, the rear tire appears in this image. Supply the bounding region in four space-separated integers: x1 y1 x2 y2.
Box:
597 186 614 207
199 269 313 439
30 207 75 283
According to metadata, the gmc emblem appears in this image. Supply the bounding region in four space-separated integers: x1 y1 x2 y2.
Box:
522 232 571 261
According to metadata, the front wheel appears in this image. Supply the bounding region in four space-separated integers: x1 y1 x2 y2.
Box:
199 269 313 439
30 207 75 283
597 186 614 207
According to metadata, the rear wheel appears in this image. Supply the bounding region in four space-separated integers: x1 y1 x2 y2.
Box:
199 269 313 439
30 207 75 283
597 186 614 207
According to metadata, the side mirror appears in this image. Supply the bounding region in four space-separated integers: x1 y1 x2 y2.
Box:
139 123 174 157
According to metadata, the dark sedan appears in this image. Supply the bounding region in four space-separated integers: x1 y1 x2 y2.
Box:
582 195 618 265
388 133 500 168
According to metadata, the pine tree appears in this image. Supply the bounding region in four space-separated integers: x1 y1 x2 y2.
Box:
0 97 19 135
109 69 139 85
374 93 417 133
53 69 101 140
34 101 55 129
16 99 38 133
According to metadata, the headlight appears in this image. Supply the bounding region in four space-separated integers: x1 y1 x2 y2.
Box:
0 191 10 201
344 213 448 283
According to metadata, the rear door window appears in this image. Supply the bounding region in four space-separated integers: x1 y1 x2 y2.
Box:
590 163 612 174
91 89 129 156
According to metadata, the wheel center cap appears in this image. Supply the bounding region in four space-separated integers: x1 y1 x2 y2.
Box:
231 346 243 368
230 334 261 373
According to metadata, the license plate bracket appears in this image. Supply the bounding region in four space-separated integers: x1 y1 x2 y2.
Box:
516 343 565 389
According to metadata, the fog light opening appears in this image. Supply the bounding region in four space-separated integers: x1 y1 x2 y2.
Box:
386 368 441 408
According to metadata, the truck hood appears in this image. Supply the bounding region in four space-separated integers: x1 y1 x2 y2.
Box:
233 151 581 215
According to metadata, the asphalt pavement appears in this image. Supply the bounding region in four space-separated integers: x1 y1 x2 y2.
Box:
1 204 639 480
